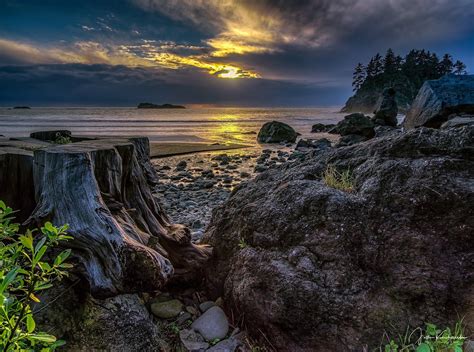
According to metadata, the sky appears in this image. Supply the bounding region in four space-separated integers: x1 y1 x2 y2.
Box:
0 0 473 107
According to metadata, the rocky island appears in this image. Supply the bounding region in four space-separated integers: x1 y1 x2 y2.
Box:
137 102 186 109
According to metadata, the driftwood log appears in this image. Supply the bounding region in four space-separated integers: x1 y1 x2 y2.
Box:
0 134 210 297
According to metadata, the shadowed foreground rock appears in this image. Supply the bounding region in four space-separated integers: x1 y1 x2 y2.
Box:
203 126 474 351
257 121 298 143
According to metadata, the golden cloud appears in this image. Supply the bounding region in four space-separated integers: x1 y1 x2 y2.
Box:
0 38 259 79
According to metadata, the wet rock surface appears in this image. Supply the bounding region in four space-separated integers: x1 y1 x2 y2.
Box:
203 126 474 351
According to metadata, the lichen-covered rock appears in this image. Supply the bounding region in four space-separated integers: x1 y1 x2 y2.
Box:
203 126 474 351
373 87 398 126
257 121 297 143
404 74 474 129
36 285 166 352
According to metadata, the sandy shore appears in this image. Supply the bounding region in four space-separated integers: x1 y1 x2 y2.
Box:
150 142 251 158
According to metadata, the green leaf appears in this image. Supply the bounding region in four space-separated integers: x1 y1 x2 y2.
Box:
29 333 57 343
425 323 437 336
26 314 36 333
44 222 55 232
416 343 431 352
34 236 47 255
33 245 48 265
19 234 34 252
54 249 71 266
0 268 19 294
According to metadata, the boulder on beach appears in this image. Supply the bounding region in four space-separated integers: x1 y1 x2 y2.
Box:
311 123 335 133
329 113 375 138
295 138 331 152
30 130 72 142
257 121 297 143
204 126 474 351
372 87 398 126
404 74 474 129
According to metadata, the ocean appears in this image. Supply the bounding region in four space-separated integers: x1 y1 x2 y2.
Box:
0 107 346 146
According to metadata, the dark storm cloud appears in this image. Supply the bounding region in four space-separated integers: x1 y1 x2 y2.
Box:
0 0 473 105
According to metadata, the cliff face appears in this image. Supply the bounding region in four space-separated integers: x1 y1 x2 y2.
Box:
342 85 413 113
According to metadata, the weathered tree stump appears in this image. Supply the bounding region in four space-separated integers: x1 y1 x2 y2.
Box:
1 135 211 297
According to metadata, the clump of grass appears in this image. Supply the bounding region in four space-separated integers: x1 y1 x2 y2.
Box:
380 320 466 352
53 132 71 144
238 237 248 249
322 165 354 192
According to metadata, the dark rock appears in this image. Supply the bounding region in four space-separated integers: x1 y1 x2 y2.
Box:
372 87 398 126
203 126 474 351
329 113 375 138
404 75 474 129
30 130 71 142
295 138 332 151
336 134 368 146
137 102 185 109
257 121 297 143
37 289 166 351
191 306 229 341
176 160 187 171
311 123 336 133
13 106 31 109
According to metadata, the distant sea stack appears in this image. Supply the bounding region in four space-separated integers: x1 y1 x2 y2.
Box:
137 102 185 109
13 106 31 109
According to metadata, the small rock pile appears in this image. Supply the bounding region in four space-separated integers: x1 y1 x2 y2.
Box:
147 293 244 352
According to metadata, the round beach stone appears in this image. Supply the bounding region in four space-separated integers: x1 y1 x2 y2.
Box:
150 299 183 319
191 306 229 341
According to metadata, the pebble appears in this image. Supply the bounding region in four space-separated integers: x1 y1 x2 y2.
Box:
176 160 187 171
150 299 183 319
207 337 240 352
191 306 229 341
199 301 215 313
179 329 209 351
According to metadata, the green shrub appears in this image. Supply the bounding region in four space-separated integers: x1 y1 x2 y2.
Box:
0 200 73 351
381 321 466 352
52 133 71 145
322 165 355 192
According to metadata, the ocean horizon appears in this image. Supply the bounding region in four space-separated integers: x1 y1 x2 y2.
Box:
0 106 346 145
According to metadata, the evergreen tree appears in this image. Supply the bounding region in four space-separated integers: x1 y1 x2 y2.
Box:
373 53 384 75
454 60 467 75
366 57 376 78
383 48 397 74
438 54 454 75
352 63 366 91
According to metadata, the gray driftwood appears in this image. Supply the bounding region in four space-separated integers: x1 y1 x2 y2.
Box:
0 135 210 297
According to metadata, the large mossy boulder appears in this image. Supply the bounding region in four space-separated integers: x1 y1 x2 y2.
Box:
257 121 297 143
203 126 474 351
404 74 474 129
